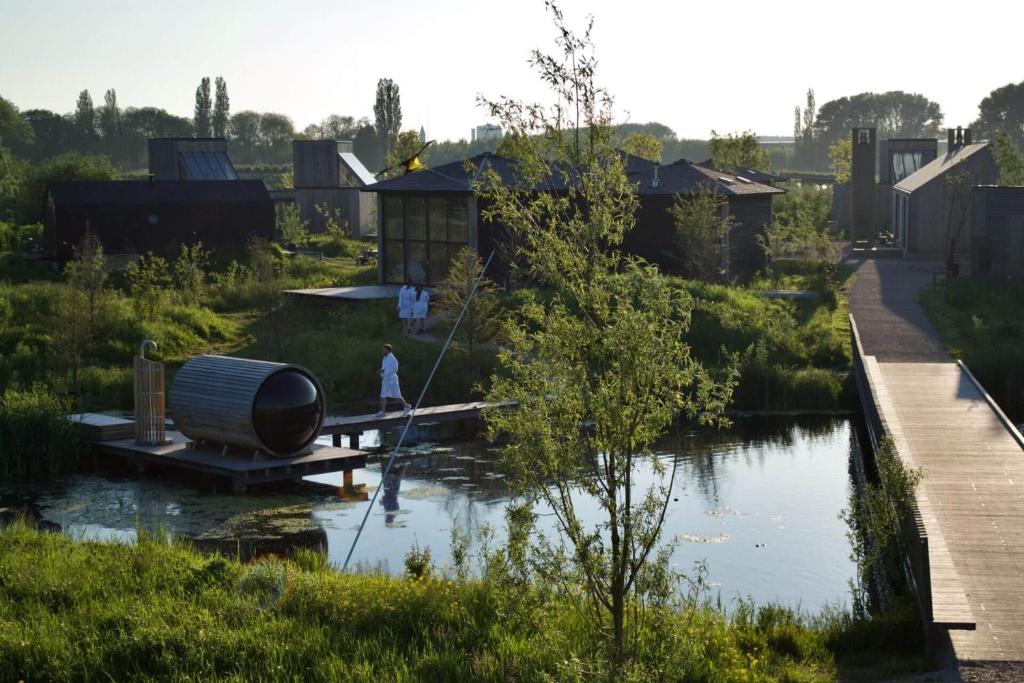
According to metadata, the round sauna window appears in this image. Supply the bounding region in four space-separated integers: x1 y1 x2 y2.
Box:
147 213 159 225
252 370 323 454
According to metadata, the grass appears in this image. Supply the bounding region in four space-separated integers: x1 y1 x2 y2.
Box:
921 277 1024 423
0 521 931 682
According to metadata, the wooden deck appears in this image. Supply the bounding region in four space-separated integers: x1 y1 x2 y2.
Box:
91 430 367 492
282 285 402 301
320 401 509 448
863 358 1024 662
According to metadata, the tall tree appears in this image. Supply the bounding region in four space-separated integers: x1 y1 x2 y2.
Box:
478 5 732 672
97 89 122 161
708 130 770 172
974 81 1024 148
212 77 230 138
373 78 402 159
258 113 295 164
802 88 816 146
17 109 70 161
793 106 802 142
73 90 97 151
229 110 262 163
671 188 734 281
194 77 212 137
620 131 662 162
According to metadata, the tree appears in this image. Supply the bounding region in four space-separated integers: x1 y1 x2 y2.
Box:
620 131 662 162
212 77 230 138
17 109 70 161
17 152 119 224
97 89 122 162
802 88 816 147
276 203 308 248
993 130 1024 186
353 123 381 170
434 247 500 363
829 137 852 184
793 106 802 143
229 110 262 163
173 242 209 306
943 167 971 275
477 5 731 671
58 231 107 400
974 81 1024 148
0 145 24 219
64 230 107 327
373 78 402 159
813 91 943 147
73 90 97 152
122 107 192 166
671 188 733 281
194 77 212 137
708 130 769 172
0 96 34 149
311 114 366 141
258 113 295 164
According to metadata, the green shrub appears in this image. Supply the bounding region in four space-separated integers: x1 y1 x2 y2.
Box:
0 385 80 481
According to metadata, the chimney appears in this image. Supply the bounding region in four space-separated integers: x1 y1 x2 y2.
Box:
964 129 972 145
947 128 955 150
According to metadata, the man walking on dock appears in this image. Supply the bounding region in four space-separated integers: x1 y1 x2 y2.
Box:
377 344 412 416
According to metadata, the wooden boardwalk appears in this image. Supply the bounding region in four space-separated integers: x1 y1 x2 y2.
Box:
320 401 508 448
848 258 1024 670
866 360 1024 662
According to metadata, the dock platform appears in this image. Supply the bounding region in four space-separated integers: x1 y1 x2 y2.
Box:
320 400 508 448
90 430 367 493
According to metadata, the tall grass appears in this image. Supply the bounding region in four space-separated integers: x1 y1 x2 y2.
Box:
921 277 1024 423
0 522 929 682
0 385 80 481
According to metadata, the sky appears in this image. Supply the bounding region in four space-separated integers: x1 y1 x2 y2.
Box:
1 0 1021 142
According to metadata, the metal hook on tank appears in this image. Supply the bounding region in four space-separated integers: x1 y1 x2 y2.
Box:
139 339 158 359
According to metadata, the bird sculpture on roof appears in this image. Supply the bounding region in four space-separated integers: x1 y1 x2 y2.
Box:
375 140 435 179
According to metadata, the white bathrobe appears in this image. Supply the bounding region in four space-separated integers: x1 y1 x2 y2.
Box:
380 352 401 398
412 289 430 320
397 285 413 320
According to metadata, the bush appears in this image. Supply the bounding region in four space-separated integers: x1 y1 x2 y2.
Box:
0 385 80 482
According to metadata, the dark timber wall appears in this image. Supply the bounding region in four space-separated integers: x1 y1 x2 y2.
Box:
971 185 1024 278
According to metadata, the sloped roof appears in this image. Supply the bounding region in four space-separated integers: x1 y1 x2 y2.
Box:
635 159 784 196
178 151 239 181
47 180 271 205
362 152 781 197
894 142 990 194
339 152 376 186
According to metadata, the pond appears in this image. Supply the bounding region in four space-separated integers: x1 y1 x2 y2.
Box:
2 415 861 613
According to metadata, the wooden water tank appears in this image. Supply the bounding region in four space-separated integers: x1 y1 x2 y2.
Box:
167 355 325 457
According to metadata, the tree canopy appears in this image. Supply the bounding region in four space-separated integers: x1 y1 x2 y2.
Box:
708 130 769 172
974 81 1024 148
812 91 943 146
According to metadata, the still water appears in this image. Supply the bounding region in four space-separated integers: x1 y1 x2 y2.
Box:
7 416 860 613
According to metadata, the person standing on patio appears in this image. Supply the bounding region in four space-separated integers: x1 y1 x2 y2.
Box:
397 281 414 335
377 343 412 416
412 285 430 335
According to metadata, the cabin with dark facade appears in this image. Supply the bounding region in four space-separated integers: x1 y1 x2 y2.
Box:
45 180 275 262
361 153 782 285
892 137 997 257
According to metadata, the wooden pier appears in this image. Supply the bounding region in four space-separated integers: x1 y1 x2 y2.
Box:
320 400 508 449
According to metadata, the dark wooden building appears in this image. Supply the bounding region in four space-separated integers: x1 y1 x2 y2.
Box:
45 180 275 262
892 138 997 256
286 140 377 236
148 138 240 181
361 153 782 285
971 185 1024 278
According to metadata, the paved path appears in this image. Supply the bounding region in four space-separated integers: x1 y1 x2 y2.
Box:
848 258 1024 677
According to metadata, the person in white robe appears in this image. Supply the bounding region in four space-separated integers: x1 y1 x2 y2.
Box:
412 286 430 335
397 281 414 335
377 344 412 416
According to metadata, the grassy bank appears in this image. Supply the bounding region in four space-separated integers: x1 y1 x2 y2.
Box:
921 277 1024 423
0 521 928 682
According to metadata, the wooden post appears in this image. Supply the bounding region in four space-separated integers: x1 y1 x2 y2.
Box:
134 341 166 446
332 433 341 447
348 433 360 450
343 469 354 494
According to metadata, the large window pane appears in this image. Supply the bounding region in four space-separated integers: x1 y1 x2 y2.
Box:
406 197 427 240
407 241 428 284
384 196 404 239
384 240 404 283
428 243 451 283
449 199 469 243
428 197 448 242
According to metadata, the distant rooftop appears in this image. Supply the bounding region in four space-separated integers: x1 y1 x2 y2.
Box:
893 142 990 194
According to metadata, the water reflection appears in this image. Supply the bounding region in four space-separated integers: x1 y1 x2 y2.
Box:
2 415 860 612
